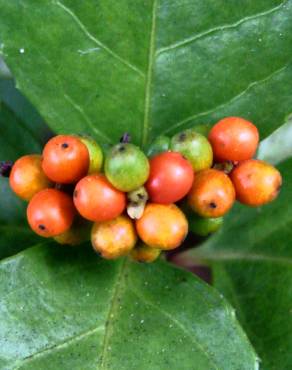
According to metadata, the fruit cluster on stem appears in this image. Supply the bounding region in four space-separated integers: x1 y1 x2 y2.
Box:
6 117 282 263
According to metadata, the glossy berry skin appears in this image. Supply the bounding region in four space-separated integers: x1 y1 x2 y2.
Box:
146 152 194 204
147 135 170 157
42 135 89 183
188 169 235 218
170 129 213 171
136 203 188 250
27 189 75 237
105 143 150 192
208 117 259 162
73 174 126 222
230 159 282 206
9 154 52 201
91 215 137 259
130 243 161 263
79 136 103 174
188 213 223 237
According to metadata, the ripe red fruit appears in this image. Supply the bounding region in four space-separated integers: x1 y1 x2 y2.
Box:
42 135 89 183
27 189 75 237
187 169 235 217
136 203 188 250
146 152 194 204
230 159 282 206
208 117 259 162
73 174 126 222
9 154 52 201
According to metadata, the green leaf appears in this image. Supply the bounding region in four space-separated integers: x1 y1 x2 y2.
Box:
0 1 292 146
0 82 50 259
0 244 257 370
188 159 292 369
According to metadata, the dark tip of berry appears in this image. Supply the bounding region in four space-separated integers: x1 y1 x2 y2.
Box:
209 202 217 209
137 193 145 200
73 190 78 198
61 143 69 149
38 224 46 231
178 132 187 141
0 161 13 177
119 133 131 144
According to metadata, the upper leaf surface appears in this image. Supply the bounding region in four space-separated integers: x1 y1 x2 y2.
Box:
0 244 257 370
0 0 291 146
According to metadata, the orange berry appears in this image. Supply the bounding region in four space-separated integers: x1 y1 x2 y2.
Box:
230 159 282 206
27 189 75 237
91 215 137 259
9 154 52 201
188 169 235 217
73 174 126 222
208 117 259 162
136 203 188 250
130 243 161 263
42 135 89 183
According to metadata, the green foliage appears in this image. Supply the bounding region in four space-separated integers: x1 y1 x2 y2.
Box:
0 0 291 368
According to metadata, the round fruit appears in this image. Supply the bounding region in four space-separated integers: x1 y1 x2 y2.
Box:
187 169 235 217
73 174 126 222
9 154 52 201
54 217 91 246
136 203 188 250
188 213 223 236
146 152 194 204
147 135 170 157
230 159 282 206
42 135 89 183
170 128 213 171
208 116 259 162
105 143 149 192
27 189 75 237
130 243 161 263
79 136 103 174
91 215 137 259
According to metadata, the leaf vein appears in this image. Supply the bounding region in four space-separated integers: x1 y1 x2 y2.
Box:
164 62 291 134
142 0 158 147
54 1 145 78
157 0 288 55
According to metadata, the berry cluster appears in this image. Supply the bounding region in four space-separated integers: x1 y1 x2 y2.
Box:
6 117 282 262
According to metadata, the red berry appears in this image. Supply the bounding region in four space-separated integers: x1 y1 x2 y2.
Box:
73 174 126 222
146 152 194 204
42 135 89 183
230 159 282 206
27 189 75 237
208 117 259 162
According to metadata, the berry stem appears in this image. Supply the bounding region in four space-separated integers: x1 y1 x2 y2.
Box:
0 160 13 177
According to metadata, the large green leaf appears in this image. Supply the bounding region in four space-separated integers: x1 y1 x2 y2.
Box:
0 244 257 370
188 159 292 369
0 0 292 146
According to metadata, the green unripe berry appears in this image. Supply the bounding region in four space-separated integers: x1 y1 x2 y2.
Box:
79 136 103 174
105 143 150 192
170 129 213 171
147 135 170 157
188 212 223 237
